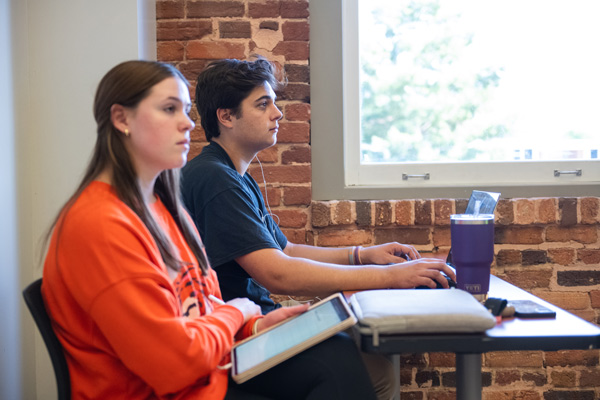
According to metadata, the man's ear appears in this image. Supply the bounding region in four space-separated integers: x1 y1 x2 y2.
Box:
110 104 130 134
216 108 234 129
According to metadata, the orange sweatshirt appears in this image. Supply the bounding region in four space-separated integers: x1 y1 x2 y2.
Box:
42 181 257 399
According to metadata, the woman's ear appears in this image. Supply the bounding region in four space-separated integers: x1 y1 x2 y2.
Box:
216 108 234 129
110 104 129 134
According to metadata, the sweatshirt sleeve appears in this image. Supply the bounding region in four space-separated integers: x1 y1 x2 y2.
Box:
236 315 264 340
89 277 243 395
204 270 263 341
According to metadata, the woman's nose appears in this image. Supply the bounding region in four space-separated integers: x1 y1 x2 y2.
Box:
183 113 195 131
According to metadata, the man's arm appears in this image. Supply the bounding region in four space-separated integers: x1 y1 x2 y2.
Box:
283 241 423 265
236 248 455 296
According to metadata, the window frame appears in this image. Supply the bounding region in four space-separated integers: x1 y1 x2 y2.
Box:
310 0 600 201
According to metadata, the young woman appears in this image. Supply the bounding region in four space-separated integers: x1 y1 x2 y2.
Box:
41 60 376 400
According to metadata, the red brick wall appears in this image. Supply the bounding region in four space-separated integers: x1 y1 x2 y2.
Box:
156 1 600 398
157 0 311 245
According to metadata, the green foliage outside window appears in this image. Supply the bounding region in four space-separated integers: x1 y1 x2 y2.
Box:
360 0 507 163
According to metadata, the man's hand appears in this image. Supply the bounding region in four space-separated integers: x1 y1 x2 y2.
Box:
360 242 422 265
256 303 310 333
386 258 457 289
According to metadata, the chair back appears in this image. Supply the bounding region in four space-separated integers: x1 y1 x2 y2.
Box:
23 278 71 400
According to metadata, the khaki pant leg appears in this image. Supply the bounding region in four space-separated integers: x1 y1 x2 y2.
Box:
360 352 399 400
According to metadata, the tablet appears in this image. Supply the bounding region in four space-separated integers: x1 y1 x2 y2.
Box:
231 293 357 383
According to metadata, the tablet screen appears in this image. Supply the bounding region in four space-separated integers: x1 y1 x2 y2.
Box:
232 294 354 379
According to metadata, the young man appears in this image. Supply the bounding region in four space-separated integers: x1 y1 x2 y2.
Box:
182 57 456 400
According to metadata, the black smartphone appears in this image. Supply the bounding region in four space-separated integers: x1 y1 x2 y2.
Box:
509 300 556 319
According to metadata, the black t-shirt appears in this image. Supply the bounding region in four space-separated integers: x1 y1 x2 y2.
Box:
181 142 288 313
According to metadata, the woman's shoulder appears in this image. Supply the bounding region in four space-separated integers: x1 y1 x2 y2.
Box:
63 181 146 235
74 181 131 212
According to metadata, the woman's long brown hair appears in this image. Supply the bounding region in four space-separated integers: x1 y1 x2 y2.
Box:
44 60 209 275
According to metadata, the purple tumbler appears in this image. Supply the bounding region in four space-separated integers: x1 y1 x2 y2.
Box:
450 214 494 300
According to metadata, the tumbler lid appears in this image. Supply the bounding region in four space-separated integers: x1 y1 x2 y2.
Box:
450 214 494 225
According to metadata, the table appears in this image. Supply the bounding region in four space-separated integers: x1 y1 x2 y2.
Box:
350 276 600 400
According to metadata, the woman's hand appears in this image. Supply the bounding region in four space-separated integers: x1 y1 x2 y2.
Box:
359 242 422 265
225 298 261 324
256 303 310 333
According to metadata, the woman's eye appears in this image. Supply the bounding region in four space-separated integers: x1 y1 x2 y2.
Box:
164 105 176 113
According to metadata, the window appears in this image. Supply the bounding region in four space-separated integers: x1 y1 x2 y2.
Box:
310 0 600 200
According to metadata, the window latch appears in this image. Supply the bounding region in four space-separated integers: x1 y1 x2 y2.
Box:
402 173 430 180
554 169 582 177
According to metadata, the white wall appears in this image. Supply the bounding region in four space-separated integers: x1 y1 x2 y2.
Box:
0 0 21 398
10 0 156 398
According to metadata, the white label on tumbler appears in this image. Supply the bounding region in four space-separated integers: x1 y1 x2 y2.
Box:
465 284 482 292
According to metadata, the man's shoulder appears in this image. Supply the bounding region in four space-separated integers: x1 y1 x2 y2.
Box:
185 146 222 171
184 151 238 185
182 156 248 211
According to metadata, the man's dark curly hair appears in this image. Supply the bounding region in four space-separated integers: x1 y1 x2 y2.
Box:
195 56 284 141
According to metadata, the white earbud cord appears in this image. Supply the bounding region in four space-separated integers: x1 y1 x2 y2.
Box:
255 155 280 226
